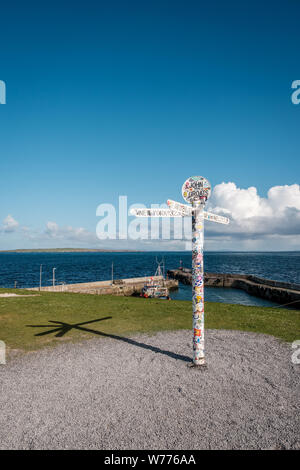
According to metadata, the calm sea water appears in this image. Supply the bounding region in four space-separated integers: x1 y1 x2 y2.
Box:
0 251 299 307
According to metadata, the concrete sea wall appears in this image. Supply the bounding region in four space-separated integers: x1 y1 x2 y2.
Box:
29 275 178 296
167 269 300 308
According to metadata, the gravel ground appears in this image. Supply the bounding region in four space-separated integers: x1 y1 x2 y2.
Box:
0 329 299 450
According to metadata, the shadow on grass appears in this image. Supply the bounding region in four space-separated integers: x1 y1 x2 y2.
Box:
26 317 191 363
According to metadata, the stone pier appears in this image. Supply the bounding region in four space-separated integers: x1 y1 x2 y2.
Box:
167 269 300 308
28 275 178 296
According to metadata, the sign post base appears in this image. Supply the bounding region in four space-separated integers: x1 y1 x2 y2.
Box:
187 361 208 370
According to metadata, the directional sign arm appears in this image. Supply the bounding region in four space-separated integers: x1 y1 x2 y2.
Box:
204 211 229 224
130 206 230 224
167 199 230 224
167 199 193 216
129 208 183 217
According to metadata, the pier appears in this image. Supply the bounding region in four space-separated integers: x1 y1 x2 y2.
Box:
167 269 300 308
29 276 178 296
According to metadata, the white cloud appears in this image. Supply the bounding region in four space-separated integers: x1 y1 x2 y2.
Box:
2 215 19 233
206 182 300 241
208 182 272 219
45 221 59 237
44 221 97 244
1 183 300 251
267 184 300 212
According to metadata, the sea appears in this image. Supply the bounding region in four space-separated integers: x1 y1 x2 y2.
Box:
0 251 299 307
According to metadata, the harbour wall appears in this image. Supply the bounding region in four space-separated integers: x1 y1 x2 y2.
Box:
167 269 300 308
28 276 178 296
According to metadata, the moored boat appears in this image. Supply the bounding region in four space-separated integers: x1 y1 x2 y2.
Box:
141 259 170 299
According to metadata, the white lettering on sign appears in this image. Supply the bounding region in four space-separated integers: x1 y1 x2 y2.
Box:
167 199 193 216
130 208 183 217
204 211 229 225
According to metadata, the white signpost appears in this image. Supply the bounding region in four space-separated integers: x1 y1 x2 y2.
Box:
130 176 229 367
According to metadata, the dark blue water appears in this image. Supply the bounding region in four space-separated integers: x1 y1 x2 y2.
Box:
0 251 299 307
170 283 276 307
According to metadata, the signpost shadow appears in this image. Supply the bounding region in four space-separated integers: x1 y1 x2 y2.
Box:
26 317 191 363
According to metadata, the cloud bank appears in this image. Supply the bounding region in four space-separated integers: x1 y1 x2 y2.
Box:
1 182 300 250
206 182 300 240
44 221 97 244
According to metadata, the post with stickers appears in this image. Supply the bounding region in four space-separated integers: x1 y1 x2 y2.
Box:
181 177 211 367
130 176 229 367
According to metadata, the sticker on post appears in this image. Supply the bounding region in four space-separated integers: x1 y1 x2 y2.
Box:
182 176 211 204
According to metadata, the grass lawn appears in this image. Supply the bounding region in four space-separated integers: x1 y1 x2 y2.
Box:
0 288 299 353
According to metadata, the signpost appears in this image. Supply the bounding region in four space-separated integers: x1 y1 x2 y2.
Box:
130 176 229 367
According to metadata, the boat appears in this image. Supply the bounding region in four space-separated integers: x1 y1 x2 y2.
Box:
141 259 170 299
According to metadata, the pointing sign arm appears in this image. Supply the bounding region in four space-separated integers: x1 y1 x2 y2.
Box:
167 199 229 224
204 211 229 224
167 199 193 216
130 206 229 224
130 208 183 217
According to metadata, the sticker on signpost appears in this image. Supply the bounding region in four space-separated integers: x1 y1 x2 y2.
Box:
182 176 211 204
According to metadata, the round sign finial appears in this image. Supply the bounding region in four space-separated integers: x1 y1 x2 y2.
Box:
182 176 211 204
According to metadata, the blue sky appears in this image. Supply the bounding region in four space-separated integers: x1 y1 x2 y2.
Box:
0 0 299 250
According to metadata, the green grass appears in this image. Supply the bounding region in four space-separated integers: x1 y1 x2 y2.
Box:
0 288 299 353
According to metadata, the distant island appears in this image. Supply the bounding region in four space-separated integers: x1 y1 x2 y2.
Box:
0 248 141 253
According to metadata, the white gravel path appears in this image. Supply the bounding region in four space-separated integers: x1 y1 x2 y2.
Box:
0 329 299 450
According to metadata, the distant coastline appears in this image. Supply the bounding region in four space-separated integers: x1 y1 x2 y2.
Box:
0 248 299 254
0 248 142 253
